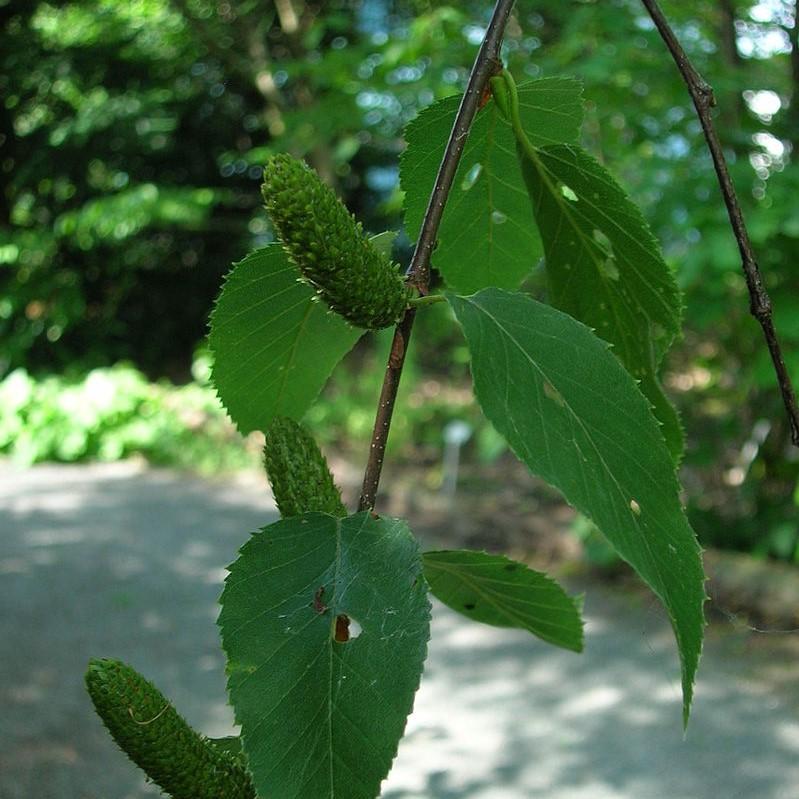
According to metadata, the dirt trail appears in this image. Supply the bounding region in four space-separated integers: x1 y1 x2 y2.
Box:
2 462 798 799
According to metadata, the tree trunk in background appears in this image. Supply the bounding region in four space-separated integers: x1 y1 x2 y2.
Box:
717 0 747 136
268 0 338 187
0 95 14 227
789 0 799 147
0 0 32 227
718 0 743 68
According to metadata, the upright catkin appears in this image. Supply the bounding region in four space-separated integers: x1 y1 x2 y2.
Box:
262 153 409 330
263 416 347 518
85 659 254 799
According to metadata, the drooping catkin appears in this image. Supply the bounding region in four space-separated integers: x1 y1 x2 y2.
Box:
85 658 254 799
262 153 409 330
263 416 347 518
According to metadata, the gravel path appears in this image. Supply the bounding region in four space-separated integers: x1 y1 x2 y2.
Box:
2 462 799 799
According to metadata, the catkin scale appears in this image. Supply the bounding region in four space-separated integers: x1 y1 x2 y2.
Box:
85 659 254 799
263 416 347 518
262 154 409 330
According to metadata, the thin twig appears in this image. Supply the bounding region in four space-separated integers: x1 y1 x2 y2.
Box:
640 0 799 447
358 0 517 511
358 310 416 512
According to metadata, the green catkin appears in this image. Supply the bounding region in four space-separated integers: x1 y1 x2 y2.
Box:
262 153 410 330
85 659 255 799
263 416 347 518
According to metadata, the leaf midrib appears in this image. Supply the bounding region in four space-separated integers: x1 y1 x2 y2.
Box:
460 294 675 604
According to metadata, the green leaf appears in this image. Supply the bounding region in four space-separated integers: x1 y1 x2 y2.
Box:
515 142 684 461
219 512 431 799
209 246 362 434
369 230 398 258
423 549 584 652
401 78 583 294
448 288 705 724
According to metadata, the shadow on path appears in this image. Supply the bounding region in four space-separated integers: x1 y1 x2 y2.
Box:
1 463 798 798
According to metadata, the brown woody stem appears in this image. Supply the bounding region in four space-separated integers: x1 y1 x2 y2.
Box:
640 0 799 447
358 0 516 511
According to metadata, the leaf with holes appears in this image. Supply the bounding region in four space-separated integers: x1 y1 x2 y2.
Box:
423 549 584 652
401 78 583 294
209 246 362 434
218 512 431 799
449 288 705 723
516 143 684 461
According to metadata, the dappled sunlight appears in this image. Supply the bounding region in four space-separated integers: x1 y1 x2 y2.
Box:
775 721 799 751
26 527 92 546
8 667 57 706
108 552 148 579
3 463 799 797
0 462 278 797
558 685 623 717
3 0 799 794
385 590 799 798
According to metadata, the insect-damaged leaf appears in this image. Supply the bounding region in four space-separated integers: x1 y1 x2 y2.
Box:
423 549 584 652
218 512 431 799
209 246 362 434
515 143 684 461
401 78 583 294
449 288 705 724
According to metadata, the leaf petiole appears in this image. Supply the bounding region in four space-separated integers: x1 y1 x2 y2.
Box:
409 294 447 308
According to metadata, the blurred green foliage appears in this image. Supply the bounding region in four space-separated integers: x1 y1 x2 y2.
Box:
2 0 798 557
0 355 257 472
0 334 496 475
